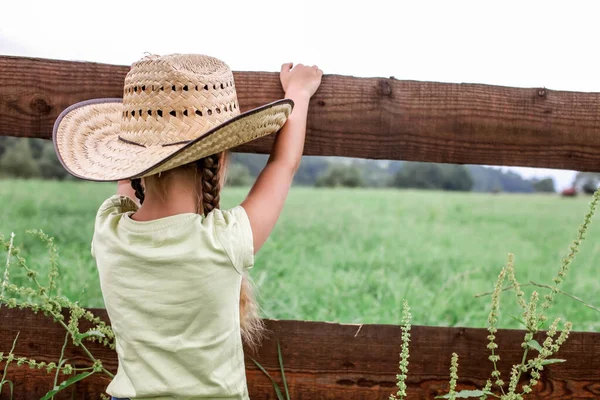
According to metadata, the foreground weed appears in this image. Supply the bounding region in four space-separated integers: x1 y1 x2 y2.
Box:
0 230 115 399
252 340 290 400
255 191 599 400
390 300 411 400
0 332 19 399
402 189 599 400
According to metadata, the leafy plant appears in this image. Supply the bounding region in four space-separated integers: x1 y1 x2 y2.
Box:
0 230 115 399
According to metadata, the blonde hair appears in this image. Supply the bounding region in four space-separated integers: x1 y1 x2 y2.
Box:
132 152 264 350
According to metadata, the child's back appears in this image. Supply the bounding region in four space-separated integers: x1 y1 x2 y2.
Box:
94 197 252 398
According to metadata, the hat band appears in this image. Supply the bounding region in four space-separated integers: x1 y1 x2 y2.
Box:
117 136 191 148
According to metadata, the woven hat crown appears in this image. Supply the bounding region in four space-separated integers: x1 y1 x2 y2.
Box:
53 53 292 182
119 54 240 147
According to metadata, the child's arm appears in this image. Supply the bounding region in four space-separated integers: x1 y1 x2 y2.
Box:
241 63 323 253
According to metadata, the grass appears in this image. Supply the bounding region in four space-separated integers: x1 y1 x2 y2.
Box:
1 179 599 332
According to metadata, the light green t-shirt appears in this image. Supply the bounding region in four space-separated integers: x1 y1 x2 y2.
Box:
92 195 254 400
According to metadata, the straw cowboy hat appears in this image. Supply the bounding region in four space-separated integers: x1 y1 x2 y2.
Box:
53 53 293 181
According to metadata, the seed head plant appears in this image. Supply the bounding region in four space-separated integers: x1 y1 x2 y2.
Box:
0 230 115 399
389 300 411 400
392 189 600 399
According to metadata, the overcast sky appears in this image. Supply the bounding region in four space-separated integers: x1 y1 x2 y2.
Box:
2 0 599 189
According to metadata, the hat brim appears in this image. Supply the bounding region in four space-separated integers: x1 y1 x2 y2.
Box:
53 98 294 182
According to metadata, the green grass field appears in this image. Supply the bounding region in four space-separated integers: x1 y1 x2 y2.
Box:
1 180 599 332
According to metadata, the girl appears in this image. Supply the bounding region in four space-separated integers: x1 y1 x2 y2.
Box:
53 54 322 399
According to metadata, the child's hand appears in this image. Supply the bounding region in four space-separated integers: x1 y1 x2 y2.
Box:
280 63 323 99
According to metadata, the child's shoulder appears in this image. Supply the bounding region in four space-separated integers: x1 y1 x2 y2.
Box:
206 205 254 272
96 195 139 217
205 205 249 227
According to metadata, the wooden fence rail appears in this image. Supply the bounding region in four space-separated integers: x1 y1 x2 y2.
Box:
1 308 599 399
1 55 600 399
3 56 600 172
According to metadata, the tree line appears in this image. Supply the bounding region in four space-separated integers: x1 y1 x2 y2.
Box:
0 137 559 193
230 154 557 193
0 137 69 179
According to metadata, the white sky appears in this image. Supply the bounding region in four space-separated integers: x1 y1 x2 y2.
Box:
2 0 599 190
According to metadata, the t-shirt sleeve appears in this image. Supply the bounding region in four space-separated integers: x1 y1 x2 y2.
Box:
92 195 139 258
212 205 255 273
96 195 139 218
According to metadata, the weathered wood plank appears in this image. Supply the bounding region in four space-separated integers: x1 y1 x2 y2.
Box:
2 56 600 172
0 308 598 399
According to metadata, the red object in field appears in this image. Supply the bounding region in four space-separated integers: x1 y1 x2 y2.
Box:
562 187 577 197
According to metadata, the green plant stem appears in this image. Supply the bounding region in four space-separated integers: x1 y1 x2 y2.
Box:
277 341 290 400
529 281 600 313
0 332 20 389
10 259 114 378
1 232 15 298
475 283 600 314
513 347 529 394
1 238 115 382
52 332 70 399
487 266 506 396
31 296 111 377
490 352 504 395
474 285 519 298
251 359 284 400
55 318 113 378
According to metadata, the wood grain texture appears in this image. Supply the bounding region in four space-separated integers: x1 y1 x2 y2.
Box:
3 56 600 172
1 308 598 399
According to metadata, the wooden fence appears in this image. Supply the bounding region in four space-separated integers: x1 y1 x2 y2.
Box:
3 56 600 170
2 308 599 399
1 55 600 399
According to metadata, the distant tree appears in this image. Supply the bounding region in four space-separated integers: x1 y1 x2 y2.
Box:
387 161 404 175
226 163 252 186
29 138 46 159
532 178 555 193
582 180 598 195
229 153 268 177
38 142 69 180
0 139 40 178
391 162 443 189
354 159 400 188
0 137 15 159
391 162 472 191
439 164 473 191
573 172 600 194
498 170 534 193
316 164 364 188
230 153 332 186
294 156 331 185
467 165 535 193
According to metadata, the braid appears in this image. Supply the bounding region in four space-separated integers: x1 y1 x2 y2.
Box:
130 178 145 204
195 152 264 349
198 153 222 216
